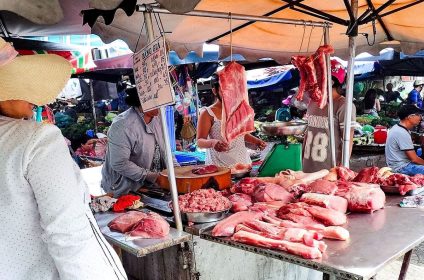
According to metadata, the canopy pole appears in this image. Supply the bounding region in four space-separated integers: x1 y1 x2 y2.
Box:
143 11 183 231
136 4 331 27
324 26 336 167
342 0 358 167
89 80 98 133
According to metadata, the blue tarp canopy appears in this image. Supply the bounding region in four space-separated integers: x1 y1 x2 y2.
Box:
247 70 293 90
168 51 245 65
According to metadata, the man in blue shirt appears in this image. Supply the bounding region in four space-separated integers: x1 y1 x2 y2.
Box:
407 80 424 108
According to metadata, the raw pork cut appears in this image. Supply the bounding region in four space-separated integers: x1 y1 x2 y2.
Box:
232 230 322 259
352 166 380 183
228 193 253 212
127 212 170 239
291 45 334 108
278 203 346 226
212 211 263 237
300 193 348 213
263 214 326 231
108 211 148 233
249 203 278 216
345 186 385 213
218 62 255 142
307 179 338 195
178 189 231 212
306 205 347 226
230 177 261 195
382 173 418 195
335 166 356 181
319 226 350 241
192 165 218 175
253 183 294 203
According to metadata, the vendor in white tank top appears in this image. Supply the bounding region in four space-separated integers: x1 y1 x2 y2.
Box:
197 74 266 167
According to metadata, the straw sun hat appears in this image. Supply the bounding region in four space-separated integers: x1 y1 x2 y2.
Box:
0 37 72 106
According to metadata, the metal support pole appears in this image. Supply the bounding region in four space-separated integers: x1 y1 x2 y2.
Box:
89 80 98 133
324 25 336 167
136 4 331 28
342 0 358 167
143 11 183 231
398 250 413 280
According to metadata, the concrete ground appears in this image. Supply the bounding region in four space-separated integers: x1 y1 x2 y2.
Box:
350 154 424 280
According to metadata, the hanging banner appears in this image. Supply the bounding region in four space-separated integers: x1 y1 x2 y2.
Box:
133 36 175 111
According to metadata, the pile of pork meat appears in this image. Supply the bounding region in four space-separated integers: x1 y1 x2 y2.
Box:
214 166 394 259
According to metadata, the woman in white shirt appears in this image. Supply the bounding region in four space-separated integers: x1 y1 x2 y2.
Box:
197 74 266 167
0 38 126 280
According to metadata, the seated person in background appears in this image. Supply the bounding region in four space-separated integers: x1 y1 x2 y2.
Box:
385 83 404 103
386 105 424 175
363 89 381 117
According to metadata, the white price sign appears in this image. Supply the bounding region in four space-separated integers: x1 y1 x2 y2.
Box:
133 36 175 111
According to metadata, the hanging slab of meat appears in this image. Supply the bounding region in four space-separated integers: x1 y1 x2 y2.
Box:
253 183 294 203
306 205 347 226
230 177 262 195
108 211 149 233
232 230 322 259
212 211 263 237
307 179 338 195
300 193 348 213
345 186 386 213
313 45 334 108
178 189 231 213
218 62 255 143
192 165 219 175
352 166 380 183
228 193 253 212
127 212 170 239
291 45 334 109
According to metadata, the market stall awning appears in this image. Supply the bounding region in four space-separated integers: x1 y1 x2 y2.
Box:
78 0 424 64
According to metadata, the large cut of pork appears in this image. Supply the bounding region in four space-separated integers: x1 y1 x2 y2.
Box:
108 211 149 233
345 186 386 213
232 230 322 259
212 211 263 237
253 183 294 203
228 193 253 212
300 193 348 213
218 62 255 142
127 212 170 239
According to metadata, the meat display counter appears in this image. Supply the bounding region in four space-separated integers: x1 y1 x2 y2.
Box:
200 196 424 280
94 211 191 257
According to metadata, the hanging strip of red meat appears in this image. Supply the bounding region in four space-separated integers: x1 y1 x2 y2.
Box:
291 45 334 109
218 62 255 143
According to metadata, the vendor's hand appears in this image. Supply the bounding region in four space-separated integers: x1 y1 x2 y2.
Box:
257 140 267 150
214 141 229 152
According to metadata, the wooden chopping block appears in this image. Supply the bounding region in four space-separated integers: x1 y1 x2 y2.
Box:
157 166 232 193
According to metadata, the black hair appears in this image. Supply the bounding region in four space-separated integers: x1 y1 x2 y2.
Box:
364 89 378 110
125 87 141 107
210 74 220 91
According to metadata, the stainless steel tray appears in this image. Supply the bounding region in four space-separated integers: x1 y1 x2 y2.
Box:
260 121 307 136
181 208 231 224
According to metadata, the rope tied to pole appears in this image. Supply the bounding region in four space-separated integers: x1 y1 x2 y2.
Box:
229 12 233 61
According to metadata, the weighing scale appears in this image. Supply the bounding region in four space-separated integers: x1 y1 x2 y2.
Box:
257 120 307 177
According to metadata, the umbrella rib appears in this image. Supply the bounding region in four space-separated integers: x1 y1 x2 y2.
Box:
205 2 295 44
0 15 10 37
378 0 424 19
360 0 396 24
365 0 393 41
284 0 348 26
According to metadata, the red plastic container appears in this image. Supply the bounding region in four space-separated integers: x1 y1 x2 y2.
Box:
374 125 388 144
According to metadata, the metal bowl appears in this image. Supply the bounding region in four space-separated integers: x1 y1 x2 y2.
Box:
231 170 252 179
181 207 231 224
260 121 308 136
